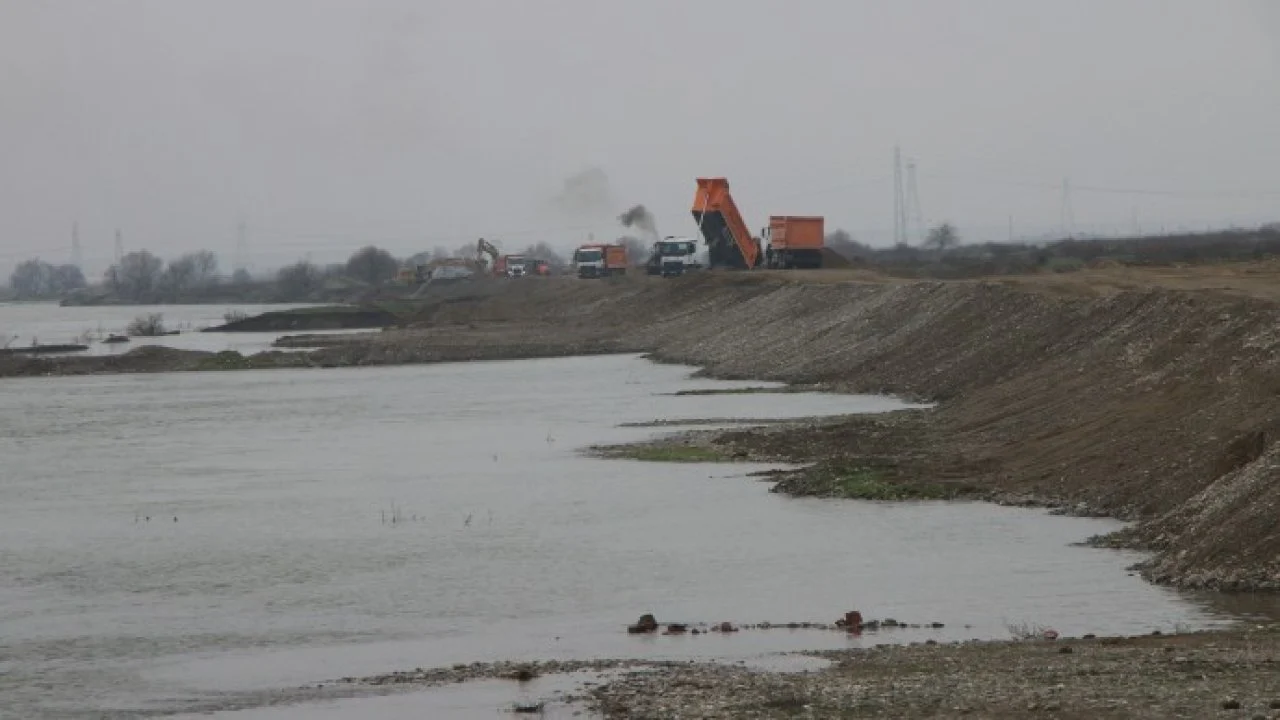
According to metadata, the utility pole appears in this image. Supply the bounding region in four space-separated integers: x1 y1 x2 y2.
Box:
71 221 83 269
905 158 924 244
893 146 907 245
114 229 124 265
234 220 249 272
1008 215 1014 243
1060 178 1075 238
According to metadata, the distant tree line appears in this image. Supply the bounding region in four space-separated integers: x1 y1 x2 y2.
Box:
823 224 1280 279
7 260 87 299
12 223 1280 303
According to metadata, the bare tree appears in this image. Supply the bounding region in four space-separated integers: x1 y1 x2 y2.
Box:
126 313 167 336
345 245 399 285
161 251 219 294
190 250 218 284
162 255 197 292
824 229 871 261
9 259 86 298
455 241 481 258
519 241 566 267
924 223 961 251
53 264 86 292
230 268 253 286
275 261 322 299
104 251 164 301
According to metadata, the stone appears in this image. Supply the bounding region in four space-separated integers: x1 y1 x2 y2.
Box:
628 614 659 634
1223 698 1241 710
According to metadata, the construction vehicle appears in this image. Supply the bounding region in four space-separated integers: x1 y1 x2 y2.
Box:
646 237 702 277
691 178 762 270
399 257 478 284
524 258 552 276
573 243 628 278
690 177 824 270
763 216 825 269
495 254 527 277
476 238 500 274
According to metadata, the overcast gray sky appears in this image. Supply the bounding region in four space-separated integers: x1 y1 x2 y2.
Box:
2 0 1278 276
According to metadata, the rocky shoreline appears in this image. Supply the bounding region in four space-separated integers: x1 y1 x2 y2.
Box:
315 621 1280 719
585 625 1280 719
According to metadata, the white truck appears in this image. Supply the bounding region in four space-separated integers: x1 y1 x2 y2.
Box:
645 237 703 277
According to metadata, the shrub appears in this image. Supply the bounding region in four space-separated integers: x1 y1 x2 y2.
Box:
126 313 167 337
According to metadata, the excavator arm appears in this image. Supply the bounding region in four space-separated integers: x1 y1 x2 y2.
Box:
691 178 760 270
476 238 500 271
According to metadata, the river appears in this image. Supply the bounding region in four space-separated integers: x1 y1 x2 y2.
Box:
0 301 358 357
0 353 1258 718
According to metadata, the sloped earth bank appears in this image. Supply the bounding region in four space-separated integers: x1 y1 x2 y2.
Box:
3 272 1277 591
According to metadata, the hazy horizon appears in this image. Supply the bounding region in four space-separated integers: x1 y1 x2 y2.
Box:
3 0 1279 278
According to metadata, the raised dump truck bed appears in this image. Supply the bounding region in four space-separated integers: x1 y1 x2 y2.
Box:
765 215 825 269
691 178 761 270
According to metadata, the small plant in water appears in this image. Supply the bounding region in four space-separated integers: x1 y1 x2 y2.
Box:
1004 620 1050 641
127 313 167 337
223 309 250 323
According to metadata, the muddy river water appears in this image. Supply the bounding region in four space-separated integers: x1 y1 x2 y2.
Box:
0 354 1265 718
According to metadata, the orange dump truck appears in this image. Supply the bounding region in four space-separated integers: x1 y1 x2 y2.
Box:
572 243 628 278
691 178 761 270
763 216 825 269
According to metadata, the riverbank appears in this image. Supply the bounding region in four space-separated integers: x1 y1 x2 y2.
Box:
2 268 1278 593
582 624 1280 719
203 305 396 332
314 620 1280 719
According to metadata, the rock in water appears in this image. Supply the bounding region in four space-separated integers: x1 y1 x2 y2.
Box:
628 614 659 634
